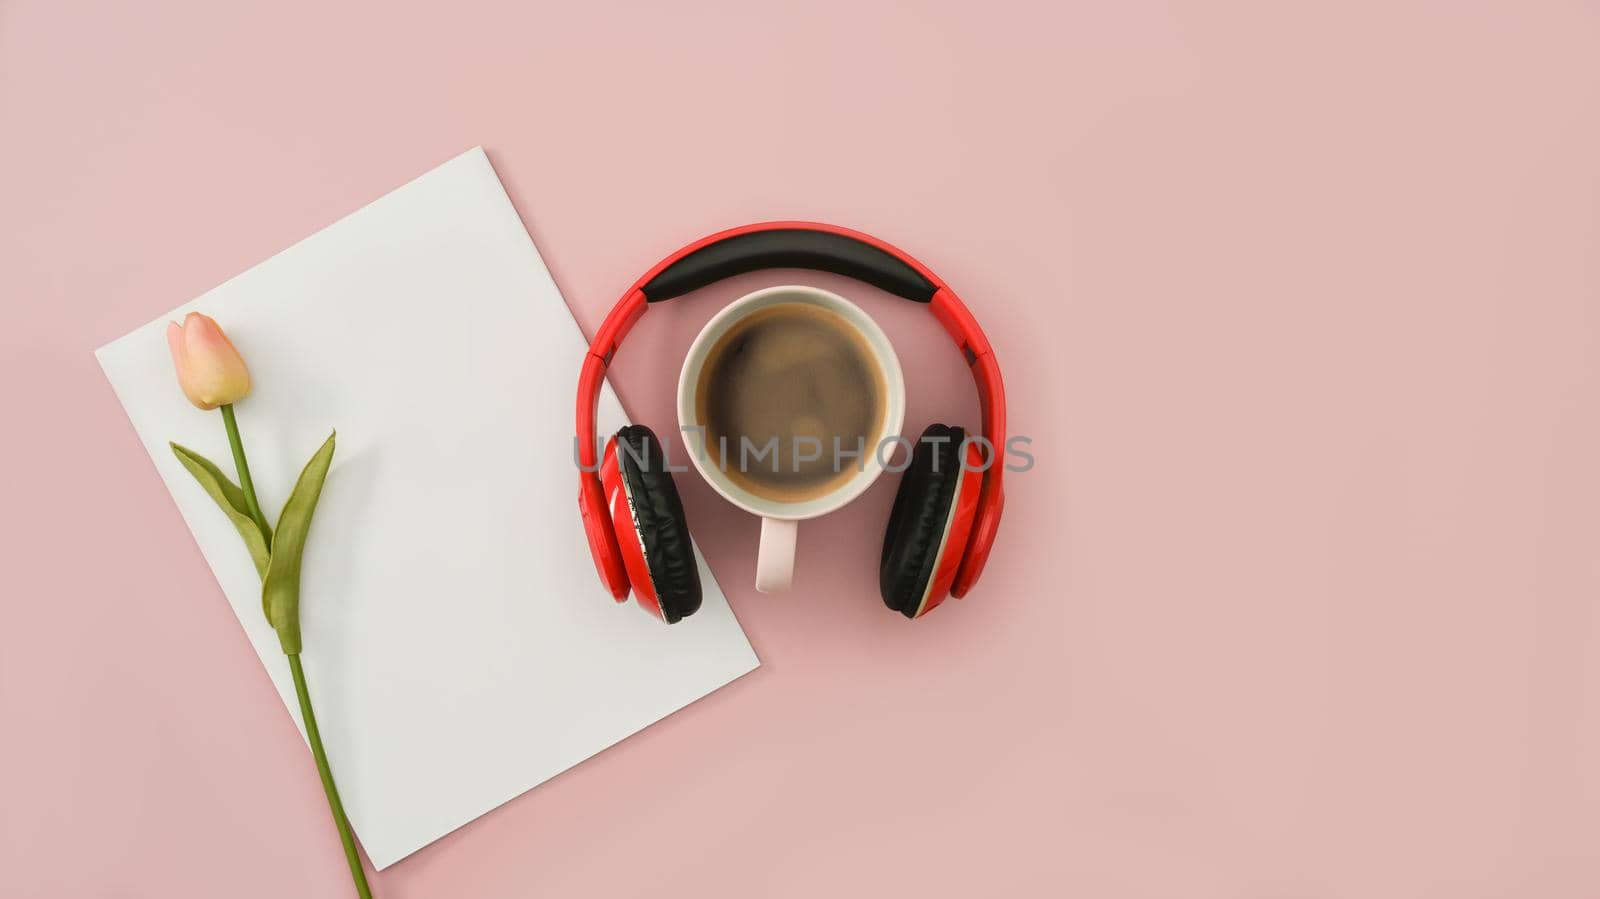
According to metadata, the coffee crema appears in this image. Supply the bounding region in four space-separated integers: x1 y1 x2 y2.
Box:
694 302 886 503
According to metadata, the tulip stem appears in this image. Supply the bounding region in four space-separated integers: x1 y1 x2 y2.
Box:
289 654 374 899
220 404 273 547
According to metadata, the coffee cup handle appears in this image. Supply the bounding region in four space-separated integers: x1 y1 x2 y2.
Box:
755 518 798 593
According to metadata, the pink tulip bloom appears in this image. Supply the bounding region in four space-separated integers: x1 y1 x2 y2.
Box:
166 312 251 409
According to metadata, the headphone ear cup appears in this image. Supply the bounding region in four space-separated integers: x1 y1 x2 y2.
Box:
880 424 981 618
580 473 630 601
608 424 703 623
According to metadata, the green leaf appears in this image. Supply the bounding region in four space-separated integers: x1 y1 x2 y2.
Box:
261 431 336 655
170 442 273 578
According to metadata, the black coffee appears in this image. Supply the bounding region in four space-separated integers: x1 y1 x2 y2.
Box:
696 302 885 502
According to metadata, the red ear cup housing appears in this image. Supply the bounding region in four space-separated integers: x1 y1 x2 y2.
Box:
879 424 984 618
601 425 702 623
579 471 630 600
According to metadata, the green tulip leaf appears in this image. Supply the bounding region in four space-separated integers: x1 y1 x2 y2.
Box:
261 431 336 655
170 442 273 578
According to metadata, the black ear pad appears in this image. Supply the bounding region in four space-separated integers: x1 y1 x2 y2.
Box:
880 424 966 618
616 424 703 623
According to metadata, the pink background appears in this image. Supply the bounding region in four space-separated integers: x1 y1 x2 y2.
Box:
4 1 1600 896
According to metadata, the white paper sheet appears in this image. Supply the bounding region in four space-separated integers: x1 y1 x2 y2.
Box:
95 148 759 868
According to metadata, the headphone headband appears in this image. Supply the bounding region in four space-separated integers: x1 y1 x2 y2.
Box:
577 221 1006 597
642 227 938 303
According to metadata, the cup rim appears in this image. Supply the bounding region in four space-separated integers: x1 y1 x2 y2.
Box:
676 284 906 521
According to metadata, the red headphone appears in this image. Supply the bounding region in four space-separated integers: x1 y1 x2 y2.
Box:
577 222 1006 622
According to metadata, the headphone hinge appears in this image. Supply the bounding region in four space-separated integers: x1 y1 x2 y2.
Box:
588 288 649 369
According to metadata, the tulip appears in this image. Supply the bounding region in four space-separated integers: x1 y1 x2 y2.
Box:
166 312 251 409
164 317 370 897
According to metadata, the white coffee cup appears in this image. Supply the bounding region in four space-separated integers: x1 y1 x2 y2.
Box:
678 285 906 593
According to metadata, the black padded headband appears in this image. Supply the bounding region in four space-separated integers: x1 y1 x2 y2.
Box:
640 228 939 303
